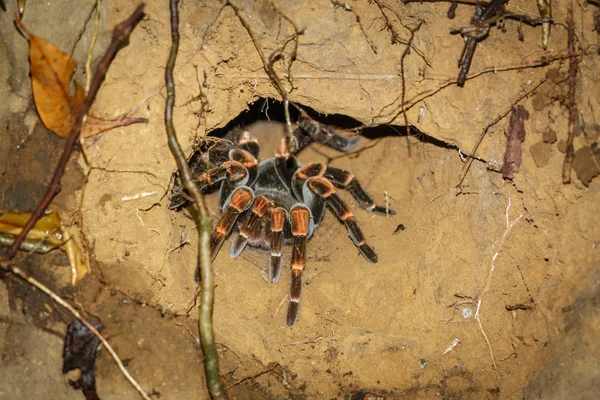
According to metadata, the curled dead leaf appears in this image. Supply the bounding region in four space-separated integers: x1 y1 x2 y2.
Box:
15 17 146 138
0 211 88 285
16 17 85 139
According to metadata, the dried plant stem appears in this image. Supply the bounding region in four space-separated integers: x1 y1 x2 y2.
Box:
0 4 145 262
165 1 224 399
0 233 58 253
476 315 499 380
6 263 151 400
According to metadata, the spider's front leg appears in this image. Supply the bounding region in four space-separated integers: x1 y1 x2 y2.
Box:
170 148 257 210
210 187 254 260
229 197 288 284
286 205 312 327
268 207 286 283
185 155 256 260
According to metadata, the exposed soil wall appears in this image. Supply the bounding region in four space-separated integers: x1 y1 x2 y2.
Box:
1 1 599 399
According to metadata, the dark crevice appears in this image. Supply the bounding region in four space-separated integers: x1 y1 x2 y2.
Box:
206 97 459 151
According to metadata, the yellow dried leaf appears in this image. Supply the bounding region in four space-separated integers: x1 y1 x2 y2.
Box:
0 211 88 286
16 18 85 138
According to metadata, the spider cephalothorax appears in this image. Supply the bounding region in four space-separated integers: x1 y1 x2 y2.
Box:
170 116 395 326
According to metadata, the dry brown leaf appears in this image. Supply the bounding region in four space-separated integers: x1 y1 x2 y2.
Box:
16 17 146 138
16 17 85 139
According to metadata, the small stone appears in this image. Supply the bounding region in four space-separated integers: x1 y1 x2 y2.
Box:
542 128 557 144
546 68 562 82
557 139 568 153
530 142 552 168
532 94 546 111
573 147 600 186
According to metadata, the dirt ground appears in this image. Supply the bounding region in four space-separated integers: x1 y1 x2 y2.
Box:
1 0 599 399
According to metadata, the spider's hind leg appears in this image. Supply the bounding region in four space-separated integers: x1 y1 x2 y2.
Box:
210 187 254 261
230 196 272 258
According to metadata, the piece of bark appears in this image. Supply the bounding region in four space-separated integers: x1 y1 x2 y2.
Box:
530 141 552 168
502 105 530 179
573 147 600 186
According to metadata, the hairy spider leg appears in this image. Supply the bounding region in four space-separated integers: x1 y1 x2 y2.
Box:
230 195 272 258
268 207 286 282
226 128 260 159
306 177 378 263
287 206 311 327
296 163 396 216
225 148 259 189
216 150 258 208
168 148 214 210
169 147 258 210
210 187 254 261
324 165 395 215
294 118 360 154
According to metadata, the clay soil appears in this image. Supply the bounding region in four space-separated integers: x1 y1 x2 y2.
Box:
1 1 599 399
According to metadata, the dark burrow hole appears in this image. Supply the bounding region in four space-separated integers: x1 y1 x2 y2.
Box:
172 97 458 213
205 97 456 150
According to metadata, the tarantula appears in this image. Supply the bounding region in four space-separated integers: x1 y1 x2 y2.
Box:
170 116 395 326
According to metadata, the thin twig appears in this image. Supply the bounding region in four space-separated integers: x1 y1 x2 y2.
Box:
0 4 145 262
333 1 378 54
399 20 423 156
225 363 280 391
373 0 432 67
75 0 103 275
562 5 579 183
165 1 224 399
476 316 498 380
6 263 151 400
268 0 302 89
456 78 547 190
375 51 581 125
267 1 302 143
